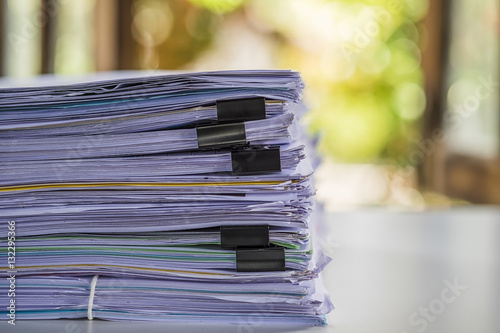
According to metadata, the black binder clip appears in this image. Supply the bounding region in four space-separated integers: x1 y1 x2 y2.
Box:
231 147 281 175
236 247 286 272
196 123 247 149
216 97 266 123
220 225 270 249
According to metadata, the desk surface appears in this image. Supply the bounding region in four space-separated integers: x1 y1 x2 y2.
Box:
2 207 499 333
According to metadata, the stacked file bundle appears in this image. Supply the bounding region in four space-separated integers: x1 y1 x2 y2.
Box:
0 70 333 325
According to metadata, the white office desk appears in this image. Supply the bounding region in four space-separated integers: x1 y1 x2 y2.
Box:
2 207 499 333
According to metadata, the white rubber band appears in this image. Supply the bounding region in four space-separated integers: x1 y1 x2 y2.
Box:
87 275 99 320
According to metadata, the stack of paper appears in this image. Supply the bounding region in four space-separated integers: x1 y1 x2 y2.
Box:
0 70 332 325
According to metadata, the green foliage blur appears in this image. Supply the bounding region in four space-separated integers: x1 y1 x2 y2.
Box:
254 0 429 163
187 0 429 163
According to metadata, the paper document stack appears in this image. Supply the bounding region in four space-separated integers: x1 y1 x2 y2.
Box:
0 70 333 326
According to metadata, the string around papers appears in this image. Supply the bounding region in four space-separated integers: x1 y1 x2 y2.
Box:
87 275 99 320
